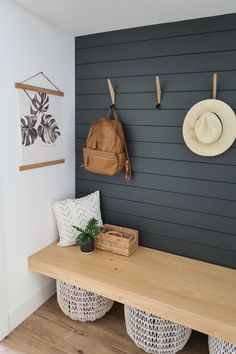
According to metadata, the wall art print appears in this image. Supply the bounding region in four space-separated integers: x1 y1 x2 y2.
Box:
17 87 64 170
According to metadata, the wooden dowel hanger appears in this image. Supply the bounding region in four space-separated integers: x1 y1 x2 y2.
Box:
155 76 162 108
107 79 116 108
15 71 64 97
213 72 217 99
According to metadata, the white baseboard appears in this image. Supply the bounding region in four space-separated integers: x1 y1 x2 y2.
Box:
9 280 56 332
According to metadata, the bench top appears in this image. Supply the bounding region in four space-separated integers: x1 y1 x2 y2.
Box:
28 243 236 343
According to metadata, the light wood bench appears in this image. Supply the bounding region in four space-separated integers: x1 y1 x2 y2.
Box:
28 242 236 343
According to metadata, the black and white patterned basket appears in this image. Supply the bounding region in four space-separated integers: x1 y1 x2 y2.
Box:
209 336 236 354
56 280 114 321
124 305 192 354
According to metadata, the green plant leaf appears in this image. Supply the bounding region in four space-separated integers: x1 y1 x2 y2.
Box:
73 225 83 233
73 218 103 246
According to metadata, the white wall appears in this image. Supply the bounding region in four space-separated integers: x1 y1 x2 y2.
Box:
0 176 9 340
0 0 75 331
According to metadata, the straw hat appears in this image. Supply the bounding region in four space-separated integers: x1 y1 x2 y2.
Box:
182 99 236 156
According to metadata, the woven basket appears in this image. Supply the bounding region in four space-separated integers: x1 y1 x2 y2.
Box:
209 336 236 354
124 305 192 354
96 224 139 256
57 280 114 322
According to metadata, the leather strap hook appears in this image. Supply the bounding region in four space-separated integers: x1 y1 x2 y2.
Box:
213 72 217 99
107 79 116 108
155 76 161 108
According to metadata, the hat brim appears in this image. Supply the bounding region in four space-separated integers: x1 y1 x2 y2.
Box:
182 99 236 156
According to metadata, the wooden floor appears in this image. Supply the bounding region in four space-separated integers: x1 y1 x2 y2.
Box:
1 296 209 354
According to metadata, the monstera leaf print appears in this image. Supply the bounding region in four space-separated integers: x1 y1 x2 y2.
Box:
20 90 61 147
38 114 60 144
21 115 38 146
31 92 49 115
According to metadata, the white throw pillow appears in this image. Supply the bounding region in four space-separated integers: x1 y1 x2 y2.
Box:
52 190 103 247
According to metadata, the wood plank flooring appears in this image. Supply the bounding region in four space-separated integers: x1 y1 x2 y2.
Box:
1 295 209 354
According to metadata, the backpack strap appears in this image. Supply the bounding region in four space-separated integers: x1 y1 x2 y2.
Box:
108 107 132 181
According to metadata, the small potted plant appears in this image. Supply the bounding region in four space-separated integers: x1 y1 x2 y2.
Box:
73 218 103 254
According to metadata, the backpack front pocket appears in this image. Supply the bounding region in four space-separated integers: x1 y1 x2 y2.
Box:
83 147 120 176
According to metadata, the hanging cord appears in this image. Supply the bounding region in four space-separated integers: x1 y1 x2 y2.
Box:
23 89 33 103
21 71 61 91
20 71 62 103
21 72 42 83
41 72 61 92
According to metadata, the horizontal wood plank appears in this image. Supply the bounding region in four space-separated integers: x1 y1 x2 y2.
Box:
19 159 65 171
75 191 236 251
28 242 236 342
76 138 236 166
76 153 236 184
76 51 236 79
75 91 236 110
76 167 236 201
76 30 236 64
76 179 236 220
76 124 184 143
76 123 236 146
75 109 188 126
15 83 64 97
102 211 236 268
76 71 236 94
75 14 236 48
99 196 236 240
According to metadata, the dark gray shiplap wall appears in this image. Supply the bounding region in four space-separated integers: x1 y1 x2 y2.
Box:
75 14 236 269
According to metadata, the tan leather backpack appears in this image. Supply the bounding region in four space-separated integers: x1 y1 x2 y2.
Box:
81 108 131 181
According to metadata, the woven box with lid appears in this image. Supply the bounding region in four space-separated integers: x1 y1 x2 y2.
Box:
96 224 139 256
